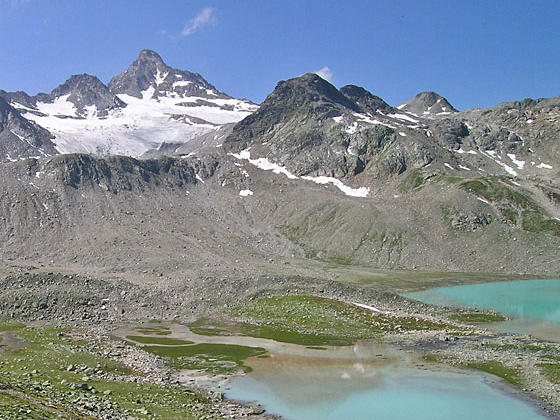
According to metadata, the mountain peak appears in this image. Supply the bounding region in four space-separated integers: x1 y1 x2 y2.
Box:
137 49 165 63
50 73 125 117
340 85 395 114
399 91 457 115
133 49 168 74
108 49 226 100
267 73 359 111
52 74 107 95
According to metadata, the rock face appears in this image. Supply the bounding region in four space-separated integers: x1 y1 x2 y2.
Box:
224 72 558 185
340 85 395 115
224 73 435 179
399 91 457 115
108 49 229 100
0 97 57 161
49 74 126 117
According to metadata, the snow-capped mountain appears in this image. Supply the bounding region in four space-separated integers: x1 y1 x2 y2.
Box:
1 50 257 159
0 61 559 278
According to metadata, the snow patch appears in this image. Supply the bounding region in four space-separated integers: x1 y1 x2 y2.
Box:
301 176 369 198
537 162 553 169
352 302 382 313
37 94 76 117
352 113 396 129
482 150 518 176
239 189 253 197
507 154 525 169
332 115 344 123
230 149 298 179
444 163 455 170
457 148 478 155
173 80 192 88
346 122 358 134
398 132 407 137
388 113 418 123
155 69 168 86
231 149 369 198
477 197 490 205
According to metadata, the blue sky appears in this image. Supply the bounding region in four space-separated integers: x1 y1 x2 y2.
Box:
1 0 559 110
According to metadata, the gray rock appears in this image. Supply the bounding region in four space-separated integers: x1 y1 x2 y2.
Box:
399 91 458 115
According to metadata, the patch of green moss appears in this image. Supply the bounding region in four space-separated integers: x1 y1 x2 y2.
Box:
188 318 233 337
326 255 353 266
400 170 427 192
142 343 267 374
522 211 560 236
461 178 533 209
450 313 507 323
459 178 560 235
502 207 518 224
230 295 454 346
441 205 458 224
0 322 25 332
136 326 172 336
422 354 444 363
438 175 464 184
126 336 194 346
538 363 560 385
465 361 522 387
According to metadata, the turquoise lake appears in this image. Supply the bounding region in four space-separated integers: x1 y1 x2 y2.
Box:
224 354 546 420
403 279 560 341
221 279 560 419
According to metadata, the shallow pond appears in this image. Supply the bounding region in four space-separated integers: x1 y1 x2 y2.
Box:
224 350 547 420
403 279 560 341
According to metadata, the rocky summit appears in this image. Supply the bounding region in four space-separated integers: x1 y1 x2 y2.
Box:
398 91 458 115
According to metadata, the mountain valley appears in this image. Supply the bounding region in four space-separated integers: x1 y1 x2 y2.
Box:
1 50 559 419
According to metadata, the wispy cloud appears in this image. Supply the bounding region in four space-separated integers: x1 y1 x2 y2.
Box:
181 7 216 37
315 66 334 83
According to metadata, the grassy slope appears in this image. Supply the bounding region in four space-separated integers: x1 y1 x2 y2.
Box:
0 323 223 419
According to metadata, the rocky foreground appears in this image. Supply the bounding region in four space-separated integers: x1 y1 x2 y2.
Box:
0 271 558 419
